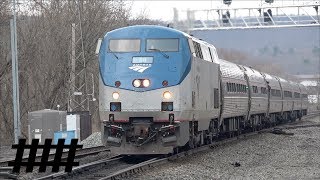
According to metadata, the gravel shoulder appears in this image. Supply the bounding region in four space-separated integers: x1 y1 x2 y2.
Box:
134 116 320 180
0 146 16 162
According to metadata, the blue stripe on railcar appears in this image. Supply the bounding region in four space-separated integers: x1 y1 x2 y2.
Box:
99 25 191 91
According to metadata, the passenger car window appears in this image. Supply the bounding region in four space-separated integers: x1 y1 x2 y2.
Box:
193 41 203 59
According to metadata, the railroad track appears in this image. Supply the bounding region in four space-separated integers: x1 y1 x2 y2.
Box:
273 112 320 130
35 155 161 180
2 112 319 179
0 145 110 179
34 112 320 180
0 145 109 167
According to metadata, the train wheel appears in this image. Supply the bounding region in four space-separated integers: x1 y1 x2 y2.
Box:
173 147 179 154
188 137 195 149
236 129 241 136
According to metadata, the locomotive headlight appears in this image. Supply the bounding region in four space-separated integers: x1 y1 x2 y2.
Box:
112 92 120 100
163 91 172 99
142 79 150 87
133 79 141 87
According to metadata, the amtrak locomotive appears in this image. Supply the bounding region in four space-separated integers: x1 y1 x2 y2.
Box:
97 25 308 154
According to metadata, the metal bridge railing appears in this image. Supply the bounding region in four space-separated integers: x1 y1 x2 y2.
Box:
174 3 320 31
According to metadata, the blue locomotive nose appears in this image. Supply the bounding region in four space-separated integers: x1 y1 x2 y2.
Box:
99 25 191 91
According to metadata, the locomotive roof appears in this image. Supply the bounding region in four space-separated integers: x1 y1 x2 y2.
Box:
104 25 189 38
104 25 216 46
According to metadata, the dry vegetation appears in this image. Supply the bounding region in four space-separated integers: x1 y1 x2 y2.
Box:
0 0 158 145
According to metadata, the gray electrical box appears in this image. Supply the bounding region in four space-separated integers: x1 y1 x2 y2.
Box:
67 111 92 141
28 109 67 144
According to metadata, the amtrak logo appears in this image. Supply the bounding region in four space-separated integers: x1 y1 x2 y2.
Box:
128 64 152 73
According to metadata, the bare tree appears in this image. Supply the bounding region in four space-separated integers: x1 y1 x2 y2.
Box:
0 0 159 145
0 0 13 145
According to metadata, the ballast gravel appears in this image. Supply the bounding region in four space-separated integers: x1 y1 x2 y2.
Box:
133 116 320 180
80 131 103 148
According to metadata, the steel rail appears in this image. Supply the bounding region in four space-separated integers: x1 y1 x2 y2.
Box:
35 155 123 180
7 112 320 179
100 157 168 180
98 112 320 180
0 167 17 179
0 145 109 167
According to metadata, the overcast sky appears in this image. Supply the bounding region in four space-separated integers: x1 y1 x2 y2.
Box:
129 0 317 21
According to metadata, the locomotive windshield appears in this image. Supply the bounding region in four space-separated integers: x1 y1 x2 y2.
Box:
109 39 140 52
146 38 179 52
